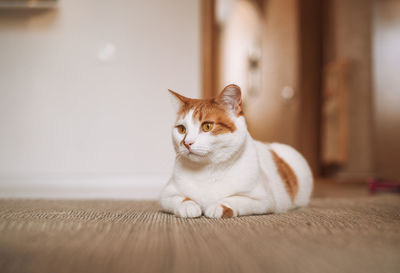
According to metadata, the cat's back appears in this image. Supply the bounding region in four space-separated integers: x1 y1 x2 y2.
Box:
254 141 313 209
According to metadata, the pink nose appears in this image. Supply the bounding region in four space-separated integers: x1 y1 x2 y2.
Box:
184 140 194 150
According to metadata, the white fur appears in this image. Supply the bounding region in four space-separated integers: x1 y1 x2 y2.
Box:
160 110 313 218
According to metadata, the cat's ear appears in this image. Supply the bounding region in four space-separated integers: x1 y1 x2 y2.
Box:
168 89 190 110
217 84 243 116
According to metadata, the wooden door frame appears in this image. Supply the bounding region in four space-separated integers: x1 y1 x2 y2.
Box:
201 0 218 98
297 0 323 175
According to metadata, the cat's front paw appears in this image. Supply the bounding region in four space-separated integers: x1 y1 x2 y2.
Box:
204 203 236 219
174 200 202 218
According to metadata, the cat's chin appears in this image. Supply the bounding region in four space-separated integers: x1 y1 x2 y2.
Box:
183 151 210 163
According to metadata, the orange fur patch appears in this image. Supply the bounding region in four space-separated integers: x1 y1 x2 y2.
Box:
180 133 187 147
193 101 237 135
271 150 299 202
178 98 237 135
170 87 243 135
182 197 192 202
221 205 234 218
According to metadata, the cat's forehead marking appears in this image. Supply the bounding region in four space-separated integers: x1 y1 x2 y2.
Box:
177 99 237 135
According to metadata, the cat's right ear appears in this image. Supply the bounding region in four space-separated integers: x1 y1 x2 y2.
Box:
168 89 190 111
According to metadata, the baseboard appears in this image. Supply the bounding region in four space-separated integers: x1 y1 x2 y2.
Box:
0 173 169 200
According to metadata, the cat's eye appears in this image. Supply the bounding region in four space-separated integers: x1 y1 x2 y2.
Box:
202 122 214 132
176 125 186 134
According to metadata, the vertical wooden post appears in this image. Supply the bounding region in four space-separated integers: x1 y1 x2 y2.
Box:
298 0 323 176
201 0 217 98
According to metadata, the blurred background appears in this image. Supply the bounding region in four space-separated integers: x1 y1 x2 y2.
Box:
0 0 399 199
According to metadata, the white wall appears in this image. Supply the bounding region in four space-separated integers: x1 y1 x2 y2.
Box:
217 0 262 97
0 0 200 198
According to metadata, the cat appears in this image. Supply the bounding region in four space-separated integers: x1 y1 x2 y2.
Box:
159 84 313 218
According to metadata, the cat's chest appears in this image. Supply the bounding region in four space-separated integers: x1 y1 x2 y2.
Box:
175 171 234 203
177 167 227 185
173 164 258 205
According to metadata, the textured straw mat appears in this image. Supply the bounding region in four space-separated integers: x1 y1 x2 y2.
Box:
0 195 399 273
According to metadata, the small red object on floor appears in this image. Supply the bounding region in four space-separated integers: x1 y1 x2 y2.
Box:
368 178 400 194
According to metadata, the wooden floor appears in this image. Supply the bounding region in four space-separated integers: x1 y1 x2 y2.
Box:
0 182 399 273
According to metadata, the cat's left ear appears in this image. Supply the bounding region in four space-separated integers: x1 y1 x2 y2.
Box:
217 84 243 116
168 89 190 111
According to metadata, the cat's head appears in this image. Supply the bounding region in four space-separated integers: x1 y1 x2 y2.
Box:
169 84 248 164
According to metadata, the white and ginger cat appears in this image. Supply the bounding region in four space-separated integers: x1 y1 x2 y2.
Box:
160 84 313 218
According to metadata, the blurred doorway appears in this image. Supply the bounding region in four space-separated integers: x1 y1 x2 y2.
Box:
202 0 322 175
202 0 400 182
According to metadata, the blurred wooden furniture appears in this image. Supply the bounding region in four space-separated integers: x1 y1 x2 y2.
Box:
321 60 349 168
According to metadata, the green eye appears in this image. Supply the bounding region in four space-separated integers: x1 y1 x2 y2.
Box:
176 125 186 134
202 122 214 132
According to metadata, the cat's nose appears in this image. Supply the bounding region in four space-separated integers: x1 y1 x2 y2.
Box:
184 140 194 150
